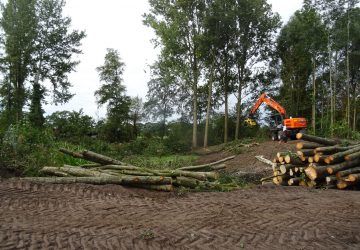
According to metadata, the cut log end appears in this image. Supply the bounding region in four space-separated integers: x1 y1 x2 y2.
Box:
288 178 300 186
296 133 303 140
305 166 317 181
337 180 352 190
327 167 334 175
284 155 291 164
348 174 358 182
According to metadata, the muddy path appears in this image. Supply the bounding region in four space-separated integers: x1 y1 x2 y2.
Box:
0 179 359 249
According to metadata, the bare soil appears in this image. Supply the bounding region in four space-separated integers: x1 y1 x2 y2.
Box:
1 140 360 249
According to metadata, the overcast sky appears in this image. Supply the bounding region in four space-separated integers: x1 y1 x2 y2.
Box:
44 0 304 119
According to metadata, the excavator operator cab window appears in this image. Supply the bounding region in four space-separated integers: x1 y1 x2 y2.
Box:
269 114 282 129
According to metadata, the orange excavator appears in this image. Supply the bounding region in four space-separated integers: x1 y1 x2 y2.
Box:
245 93 307 141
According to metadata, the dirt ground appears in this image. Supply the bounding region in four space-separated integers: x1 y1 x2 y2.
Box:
1 140 360 249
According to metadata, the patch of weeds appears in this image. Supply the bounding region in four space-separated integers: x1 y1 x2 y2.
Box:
140 229 155 240
123 155 198 170
174 187 189 197
223 138 261 155
218 172 250 187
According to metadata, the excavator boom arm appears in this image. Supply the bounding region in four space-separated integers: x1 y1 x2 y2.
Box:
250 93 286 117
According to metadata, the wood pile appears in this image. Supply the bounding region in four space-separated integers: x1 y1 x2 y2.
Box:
267 133 360 190
23 149 236 192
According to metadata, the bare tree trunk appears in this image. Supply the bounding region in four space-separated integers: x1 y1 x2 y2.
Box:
235 66 243 140
192 60 198 149
328 35 334 136
312 58 316 135
346 7 351 133
321 86 324 131
223 55 229 144
353 90 357 131
204 63 214 148
224 79 228 143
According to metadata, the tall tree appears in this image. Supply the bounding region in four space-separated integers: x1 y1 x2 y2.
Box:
144 0 206 149
209 0 237 144
29 0 86 126
233 0 281 139
314 0 359 135
95 48 131 141
129 96 144 138
144 58 177 137
277 7 326 124
0 0 85 127
0 0 37 123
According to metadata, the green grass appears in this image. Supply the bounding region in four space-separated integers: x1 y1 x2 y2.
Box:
122 155 198 170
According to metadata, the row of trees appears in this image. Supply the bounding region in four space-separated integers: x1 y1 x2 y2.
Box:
143 0 360 147
144 0 281 148
0 0 358 149
277 0 360 137
0 1 143 142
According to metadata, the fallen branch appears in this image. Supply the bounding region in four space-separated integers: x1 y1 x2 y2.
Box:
178 155 235 171
255 155 276 168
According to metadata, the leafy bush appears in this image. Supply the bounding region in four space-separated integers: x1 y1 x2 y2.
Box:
46 109 95 139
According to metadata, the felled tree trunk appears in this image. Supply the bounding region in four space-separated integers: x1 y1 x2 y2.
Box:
59 149 127 166
336 167 360 179
348 174 360 182
344 151 360 161
288 178 300 186
59 148 85 159
337 180 353 189
326 158 360 175
297 149 315 157
42 166 111 178
314 154 328 163
305 165 328 181
325 146 360 164
173 177 201 189
82 150 126 166
178 155 235 171
23 176 173 185
326 176 337 186
314 145 357 155
296 133 339 146
296 142 324 150
161 170 219 181
279 164 295 174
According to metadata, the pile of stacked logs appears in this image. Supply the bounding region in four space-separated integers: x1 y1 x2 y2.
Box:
23 148 235 192
269 133 360 190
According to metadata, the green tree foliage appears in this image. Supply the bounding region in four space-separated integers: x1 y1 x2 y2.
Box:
95 48 131 142
0 0 37 123
129 96 144 138
144 58 177 137
277 7 327 118
29 0 86 127
0 0 85 128
46 109 94 138
144 0 206 148
28 82 45 128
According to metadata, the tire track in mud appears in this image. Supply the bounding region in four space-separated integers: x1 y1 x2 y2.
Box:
0 180 360 249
